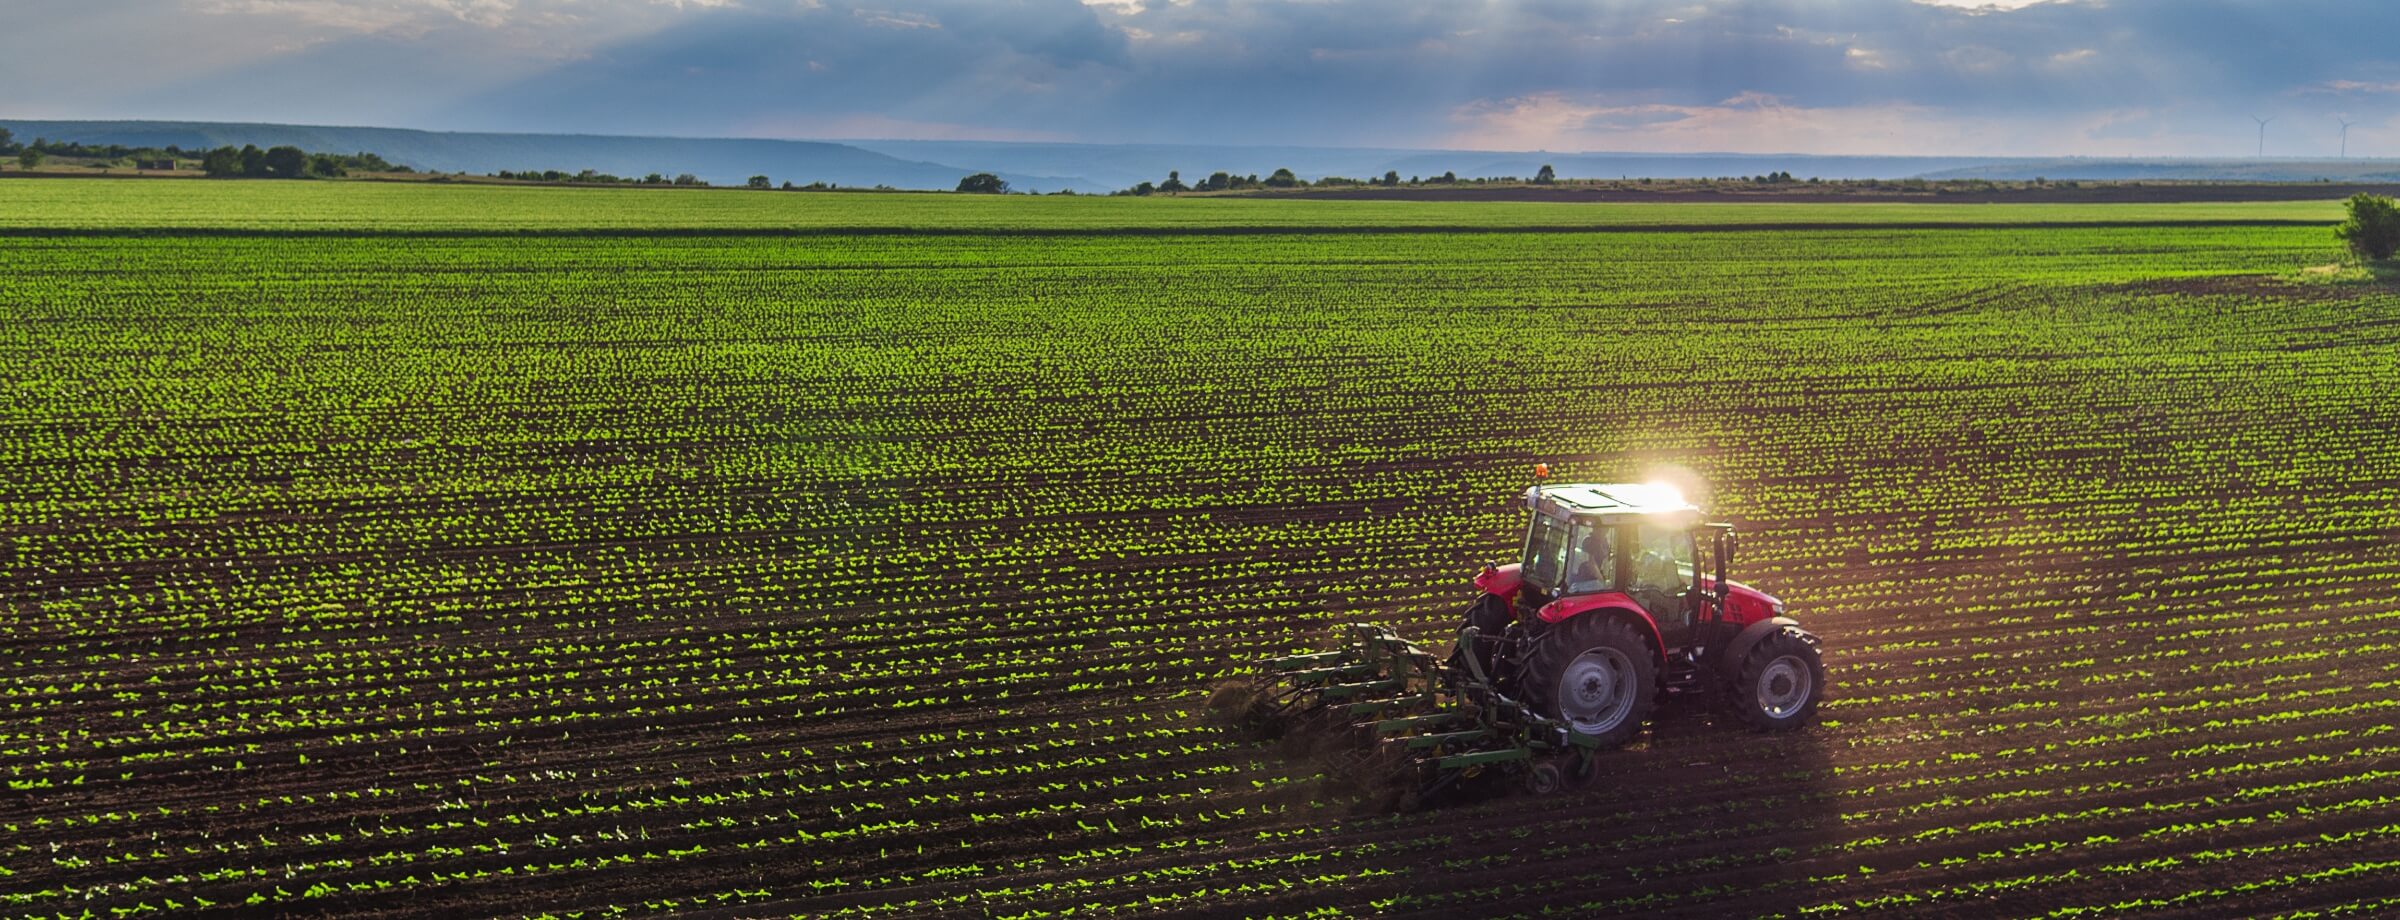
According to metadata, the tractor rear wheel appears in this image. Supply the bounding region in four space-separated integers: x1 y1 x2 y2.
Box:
1728 628 1824 731
1522 615 1656 748
1446 594 1515 683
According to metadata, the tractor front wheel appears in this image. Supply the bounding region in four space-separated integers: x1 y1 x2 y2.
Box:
1522 615 1657 748
1728 628 1825 731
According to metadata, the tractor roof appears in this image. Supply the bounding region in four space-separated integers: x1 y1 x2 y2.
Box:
1525 482 1701 523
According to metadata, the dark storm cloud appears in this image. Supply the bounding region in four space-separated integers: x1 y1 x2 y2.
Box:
10 0 2400 153
425 0 1132 138
1059 0 2400 140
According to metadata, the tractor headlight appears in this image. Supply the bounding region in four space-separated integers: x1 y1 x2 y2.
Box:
1772 602 1788 617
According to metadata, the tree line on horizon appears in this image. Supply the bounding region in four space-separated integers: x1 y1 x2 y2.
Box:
0 128 403 177
492 168 717 187
198 145 402 179
1102 163 1562 196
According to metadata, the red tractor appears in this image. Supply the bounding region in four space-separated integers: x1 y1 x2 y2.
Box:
1239 471 1825 797
1461 474 1824 742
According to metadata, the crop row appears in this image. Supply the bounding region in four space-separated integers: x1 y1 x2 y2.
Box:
4 201 2395 917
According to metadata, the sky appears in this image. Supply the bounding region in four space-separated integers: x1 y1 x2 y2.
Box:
7 0 2400 157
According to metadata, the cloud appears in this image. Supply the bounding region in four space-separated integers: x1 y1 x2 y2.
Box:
180 0 645 36
2317 80 2400 96
185 0 430 33
426 1 1132 136
1446 92 1959 156
1440 88 2295 159
1941 45 2013 74
1909 0 2051 9
853 8 941 29
10 0 2400 155
735 113 1074 142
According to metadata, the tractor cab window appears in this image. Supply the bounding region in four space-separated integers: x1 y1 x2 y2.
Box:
1629 523 1696 594
1628 522 1698 636
1522 514 1570 591
1563 521 1614 595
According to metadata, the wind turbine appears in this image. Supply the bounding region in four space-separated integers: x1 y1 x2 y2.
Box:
2338 117 2354 158
2253 115 2274 158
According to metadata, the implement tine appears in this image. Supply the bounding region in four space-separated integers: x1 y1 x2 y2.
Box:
1316 677 1407 701
1261 650 1351 672
1375 710 1472 734
1404 729 1495 750
1436 747 1531 770
1277 663 1381 684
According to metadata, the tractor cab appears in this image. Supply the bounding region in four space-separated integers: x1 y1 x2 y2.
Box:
1461 474 1811 745
1516 481 1720 647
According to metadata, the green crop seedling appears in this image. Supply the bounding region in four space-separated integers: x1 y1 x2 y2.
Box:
0 182 2394 918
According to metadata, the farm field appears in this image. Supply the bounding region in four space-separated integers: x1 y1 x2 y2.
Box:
0 177 2348 233
3 182 2398 918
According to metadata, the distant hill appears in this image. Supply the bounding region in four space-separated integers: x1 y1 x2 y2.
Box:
0 120 1096 192
839 141 1435 192
814 141 2400 188
11 120 2400 190
1916 158 2400 183
842 141 2012 190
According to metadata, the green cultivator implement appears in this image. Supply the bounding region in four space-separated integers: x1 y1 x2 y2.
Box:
1237 622 1602 805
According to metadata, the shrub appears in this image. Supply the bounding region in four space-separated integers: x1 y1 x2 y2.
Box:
2336 193 2400 261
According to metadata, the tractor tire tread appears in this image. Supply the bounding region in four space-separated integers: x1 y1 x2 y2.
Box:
1520 613 1657 749
1726 627 1825 732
